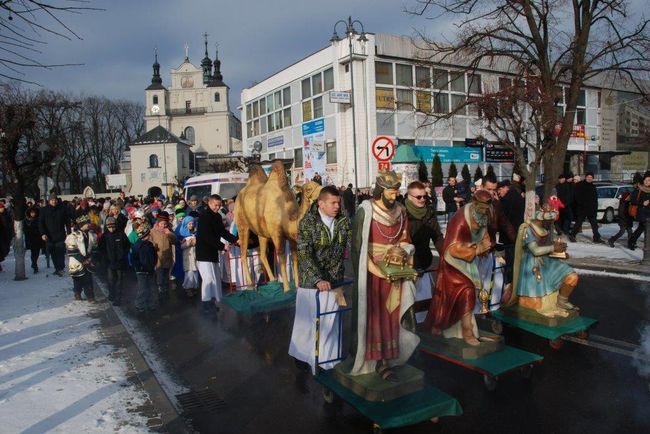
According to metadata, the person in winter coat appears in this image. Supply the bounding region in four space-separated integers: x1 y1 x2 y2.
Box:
100 216 130 306
24 207 43 273
65 214 97 301
149 214 177 302
0 201 13 272
608 192 633 248
178 216 199 297
39 194 71 276
628 171 650 250
568 173 604 243
131 221 157 313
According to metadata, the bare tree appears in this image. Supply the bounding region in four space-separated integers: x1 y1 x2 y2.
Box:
0 0 102 84
407 0 650 215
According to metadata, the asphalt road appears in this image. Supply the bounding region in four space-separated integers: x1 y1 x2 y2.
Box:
110 271 650 434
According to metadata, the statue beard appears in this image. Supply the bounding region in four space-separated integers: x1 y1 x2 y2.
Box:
471 207 488 228
381 195 396 210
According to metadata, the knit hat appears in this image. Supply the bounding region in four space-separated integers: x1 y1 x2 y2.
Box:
133 210 145 220
48 193 58 200
105 216 117 227
136 221 151 238
157 211 170 222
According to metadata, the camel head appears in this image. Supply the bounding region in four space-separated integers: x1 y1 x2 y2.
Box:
301 181 322 206
247 164 268 184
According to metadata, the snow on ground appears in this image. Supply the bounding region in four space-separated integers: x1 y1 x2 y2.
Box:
0 253 152 433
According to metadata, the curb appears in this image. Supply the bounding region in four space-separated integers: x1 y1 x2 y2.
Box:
94 278 191 434
566 259 650 277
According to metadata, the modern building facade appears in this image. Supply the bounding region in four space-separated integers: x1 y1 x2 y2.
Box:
241 32 647 188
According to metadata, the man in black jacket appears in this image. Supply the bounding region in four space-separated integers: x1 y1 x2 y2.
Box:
100 216 130 306
442 177 463 221
628 171 650 250
39 194 71 276
569 172 604 243
196 194 238 312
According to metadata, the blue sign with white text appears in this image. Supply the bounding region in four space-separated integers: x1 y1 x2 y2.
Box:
302 118 325 136
413 146 483 163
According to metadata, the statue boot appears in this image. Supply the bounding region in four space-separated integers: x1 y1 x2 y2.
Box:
461 313 480 346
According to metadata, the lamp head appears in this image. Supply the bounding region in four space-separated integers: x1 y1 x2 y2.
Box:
357 32 368 43
330 31 340 43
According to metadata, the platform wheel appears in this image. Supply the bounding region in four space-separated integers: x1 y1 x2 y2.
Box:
372 423 383 434
483 374 498 391
491 319 504 335
549 338 564 350
322 387 336 404
575 330 589 340
520 364 533 379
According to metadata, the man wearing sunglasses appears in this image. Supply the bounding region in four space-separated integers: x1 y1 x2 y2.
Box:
405 181 444 323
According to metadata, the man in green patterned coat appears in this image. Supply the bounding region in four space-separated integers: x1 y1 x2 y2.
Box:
289 185 352 373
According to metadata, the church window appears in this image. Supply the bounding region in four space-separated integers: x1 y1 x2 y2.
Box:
153 95 158 105
214 92 220 102
185 100 191 113
184 126 195 144
149 154 159 168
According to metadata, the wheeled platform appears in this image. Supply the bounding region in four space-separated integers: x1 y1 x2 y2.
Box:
222 281 296 317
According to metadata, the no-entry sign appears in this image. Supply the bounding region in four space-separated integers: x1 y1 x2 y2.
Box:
372 136 395 161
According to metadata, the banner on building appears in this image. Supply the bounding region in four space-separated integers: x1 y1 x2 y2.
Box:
302 118 326 181
413 145 482 163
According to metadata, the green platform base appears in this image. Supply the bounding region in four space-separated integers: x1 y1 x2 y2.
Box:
331 359 424 402
500 304 579 327
419 331 505 360
222 281 296 315
418 332 543 377
316 368 462 430
491 310 598 340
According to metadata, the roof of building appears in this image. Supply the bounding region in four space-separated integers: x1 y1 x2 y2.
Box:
131 125 188 146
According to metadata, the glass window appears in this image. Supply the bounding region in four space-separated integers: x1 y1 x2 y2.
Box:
450 72 465 92
576 109 585 125
312 73 323 95
153 95 158 105
434 92 449 113
396 64 413 86
253 101 259 118
578 90 586 107
432 69 448 90
313 96 323 119
214 92 220 102
294 148 303 168
326 141 337 164
376 112 395 135
260 98 266 115
274 91 282 109
376 88 395 109
246 122 252 138
451 94 466 113
253 119 260 136
323 68 334 91
275 111 283 129
283 108 292 127
302 78 311 99
283 87 291 106
375 61 393 85
246 104 252 119
149 154 159 168
267 114 275 132
468 74 482 94
185 100 192 113
416 91 431 112
415 66 430 88
269 153 275 160
302 100 312 122
184 126 195 144
396 89 413 111
267 94 275 112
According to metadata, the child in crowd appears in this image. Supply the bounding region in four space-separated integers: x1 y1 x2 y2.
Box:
65 214 97 302
24 207 43 273
131 221 157 313
179 216 199 297
100 216 130 306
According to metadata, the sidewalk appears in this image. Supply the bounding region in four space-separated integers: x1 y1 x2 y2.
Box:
0 253 186 433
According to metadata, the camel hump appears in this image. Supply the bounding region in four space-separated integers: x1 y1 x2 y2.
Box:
267 160 289 188
248 164 268 184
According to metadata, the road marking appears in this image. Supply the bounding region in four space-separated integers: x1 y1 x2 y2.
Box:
562 334 650 362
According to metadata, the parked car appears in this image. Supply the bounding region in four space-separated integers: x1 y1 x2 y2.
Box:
596 184 634 223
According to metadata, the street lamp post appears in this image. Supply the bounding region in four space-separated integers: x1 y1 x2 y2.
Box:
330 16 368 204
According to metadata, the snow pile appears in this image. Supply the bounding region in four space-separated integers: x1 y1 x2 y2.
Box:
0 255 152 433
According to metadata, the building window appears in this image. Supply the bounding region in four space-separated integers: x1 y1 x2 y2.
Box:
375 61 393 85
302 78 311 99
149 154 159 168
269 153 276 160
185 100 191 114
184 126 195 144
376 112 395 135
323 68 334 91
214 92 220 102
376 88 395 109
312 96 323 119
153 95 158 105
326 141 337 164
415 66 430 88
396 89 413 111
294 148 303 168
396 64 413 87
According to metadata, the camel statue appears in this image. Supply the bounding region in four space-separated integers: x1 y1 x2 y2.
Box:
234 160 322 292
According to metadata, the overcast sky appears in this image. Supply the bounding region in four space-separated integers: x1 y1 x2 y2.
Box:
15 0 439 111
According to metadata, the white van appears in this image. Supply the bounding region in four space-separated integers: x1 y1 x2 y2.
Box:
183 172 248 201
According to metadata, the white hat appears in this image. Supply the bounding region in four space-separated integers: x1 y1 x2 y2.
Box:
512 173 521 182
474 179 482 188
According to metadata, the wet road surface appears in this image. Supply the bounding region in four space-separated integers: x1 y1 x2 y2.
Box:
107 271 650 434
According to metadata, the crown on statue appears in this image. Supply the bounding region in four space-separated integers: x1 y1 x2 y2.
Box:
376 169 402 190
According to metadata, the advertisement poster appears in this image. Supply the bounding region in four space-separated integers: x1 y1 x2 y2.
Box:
302 118 326 181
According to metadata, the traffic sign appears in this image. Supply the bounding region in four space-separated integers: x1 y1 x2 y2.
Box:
372 136 395 161
378 161 391 171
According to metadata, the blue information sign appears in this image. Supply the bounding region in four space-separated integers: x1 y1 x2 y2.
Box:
302 118 325 136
